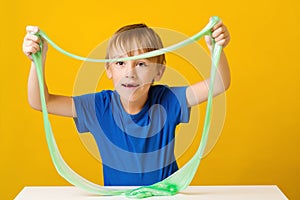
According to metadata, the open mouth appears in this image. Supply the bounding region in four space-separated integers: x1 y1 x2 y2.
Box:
121 83 140 88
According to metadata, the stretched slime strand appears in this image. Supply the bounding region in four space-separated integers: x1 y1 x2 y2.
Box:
32 16 222 198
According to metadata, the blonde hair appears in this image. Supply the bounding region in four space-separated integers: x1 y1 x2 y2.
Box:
105 24 166 66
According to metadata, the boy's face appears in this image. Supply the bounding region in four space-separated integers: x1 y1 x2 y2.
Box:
106 52 165 103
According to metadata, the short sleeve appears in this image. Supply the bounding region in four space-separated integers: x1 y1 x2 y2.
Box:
170 86 190 123
72 93 96 133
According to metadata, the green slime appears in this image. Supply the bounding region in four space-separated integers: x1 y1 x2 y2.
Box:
32 16 223 198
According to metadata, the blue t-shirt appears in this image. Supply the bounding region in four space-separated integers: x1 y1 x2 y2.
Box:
73 85 190 186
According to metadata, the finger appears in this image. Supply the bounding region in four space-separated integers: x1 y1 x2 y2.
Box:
23 46 36 55
24 41 40 53
26 25 39 34
212 25 227 38
24 33 41 43
212 20 223 31
28 41 40 51
216 35 230 47
23 46 33 55
214 33 228 43
26 45 39 54
216 39 227 47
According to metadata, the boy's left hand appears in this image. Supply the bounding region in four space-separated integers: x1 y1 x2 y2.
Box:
205 19 230 49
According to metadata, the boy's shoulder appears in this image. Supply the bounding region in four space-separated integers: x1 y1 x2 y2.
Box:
75 89 114 97
149 84 169 96
150 84 168 90
149 84 186 100
74 90 115 103
150 84 187 95
95 89 115 101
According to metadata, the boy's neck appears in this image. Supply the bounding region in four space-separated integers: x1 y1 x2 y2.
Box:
120 94 148 115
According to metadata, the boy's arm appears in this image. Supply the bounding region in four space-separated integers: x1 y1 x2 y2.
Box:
27 63 76 117
186 20 231 107
24 26 76 117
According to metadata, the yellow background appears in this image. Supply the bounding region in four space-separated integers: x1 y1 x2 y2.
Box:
1 0 299 199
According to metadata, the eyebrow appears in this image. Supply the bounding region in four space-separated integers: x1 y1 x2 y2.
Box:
110 53 154 62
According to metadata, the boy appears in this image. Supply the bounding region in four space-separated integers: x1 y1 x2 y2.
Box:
22 19 230 186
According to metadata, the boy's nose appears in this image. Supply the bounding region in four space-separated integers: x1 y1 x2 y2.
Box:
125 62 136 78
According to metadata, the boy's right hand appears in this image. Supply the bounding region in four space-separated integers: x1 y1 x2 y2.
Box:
22 26 48 61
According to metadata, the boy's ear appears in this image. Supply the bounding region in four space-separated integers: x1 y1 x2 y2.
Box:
154 65 166 81
105 64 112 79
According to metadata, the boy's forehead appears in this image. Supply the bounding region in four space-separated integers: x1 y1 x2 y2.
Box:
108 49 158 64
109 47 151 59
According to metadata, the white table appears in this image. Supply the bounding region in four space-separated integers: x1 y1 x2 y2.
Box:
15 185 288 200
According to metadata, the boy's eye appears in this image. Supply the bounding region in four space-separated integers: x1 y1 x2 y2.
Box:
137 62 148 67
116 61 125 66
